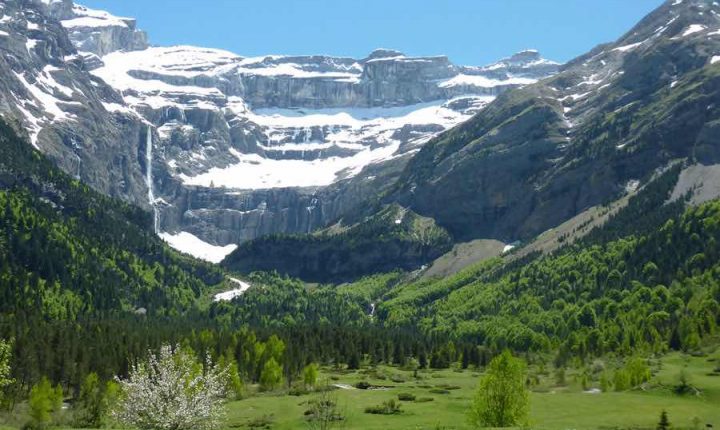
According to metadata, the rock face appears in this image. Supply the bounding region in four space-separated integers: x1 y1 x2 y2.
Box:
0 0 560 260
389 0 720 243
222 0 720 281
46 0 148 56
0 0 559 262
0 0 149 207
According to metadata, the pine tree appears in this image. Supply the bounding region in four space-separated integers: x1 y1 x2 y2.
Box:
657 410 670 430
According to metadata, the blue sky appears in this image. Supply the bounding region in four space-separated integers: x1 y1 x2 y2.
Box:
80 0 664 66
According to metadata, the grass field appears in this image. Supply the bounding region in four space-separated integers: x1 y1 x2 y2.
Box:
222 351 720 430
2 350 719 430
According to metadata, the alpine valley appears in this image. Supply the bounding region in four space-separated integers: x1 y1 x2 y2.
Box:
0 0 720 429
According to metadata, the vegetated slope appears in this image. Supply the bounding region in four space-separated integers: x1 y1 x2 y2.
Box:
375 175 720 358
222 204 452 283
389 0 720 243
0 119 223 320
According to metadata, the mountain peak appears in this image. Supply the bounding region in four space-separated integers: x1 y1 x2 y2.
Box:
507 49 542 63
613 0 720 45
365 48 406 60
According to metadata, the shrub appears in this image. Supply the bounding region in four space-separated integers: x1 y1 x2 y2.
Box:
355 381 371 390
247 414 274 429
364 399 402 415
397 393 416 401
303 363 319 389
305 389 345 430
289 387 310 396
391 374 407 383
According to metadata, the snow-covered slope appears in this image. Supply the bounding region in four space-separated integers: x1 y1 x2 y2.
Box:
86 43 557 191
0 0 151 207
0 0 560 261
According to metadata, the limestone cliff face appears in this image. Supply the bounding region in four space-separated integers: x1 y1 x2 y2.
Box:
0 0 559 258
389 0 720 243
46 0 148 56
0 0 149 207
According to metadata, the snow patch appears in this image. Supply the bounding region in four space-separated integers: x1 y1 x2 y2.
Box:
712 56 720 64
625 179 640 193
62 4 130 28
13 71 72 122
612 42 642 52
438 74 536 89
159 231 237 263
681 24 706 37
213 278 252 302
179 142 403 189
332 384 356 390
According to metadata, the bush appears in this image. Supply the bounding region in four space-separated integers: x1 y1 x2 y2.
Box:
289 387 310 396
429 388 450 394
391 374 407 383
247 414 274 429
305 391 345 430
467 351 529 428
435 384 460 390
303 363 319 389
355 381 371 390
397 393 416 401
415 397 434 403
73 373 119 428
364 399 402 415
260 358 283 391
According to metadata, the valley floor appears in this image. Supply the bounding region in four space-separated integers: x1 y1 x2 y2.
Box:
225 351 720 429
15 350 715 430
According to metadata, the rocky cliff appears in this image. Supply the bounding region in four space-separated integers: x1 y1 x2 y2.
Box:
0 0 149 207
225 0 720 281
0 0 559 261
389 0 720 243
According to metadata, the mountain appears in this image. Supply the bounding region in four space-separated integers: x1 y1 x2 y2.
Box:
0 0 559 263
0 116 224 318
0 0 150 207
222 204 453 283
226 0 720 281
389 0 720 243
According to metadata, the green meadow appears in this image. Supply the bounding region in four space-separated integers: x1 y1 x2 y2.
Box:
216 351 720 430
3 350 718 430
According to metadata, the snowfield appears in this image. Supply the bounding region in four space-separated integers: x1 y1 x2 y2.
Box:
178 99 484 189
159 231 237 263
213 278 252 302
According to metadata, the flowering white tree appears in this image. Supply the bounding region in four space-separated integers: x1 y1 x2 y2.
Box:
113 345 227 430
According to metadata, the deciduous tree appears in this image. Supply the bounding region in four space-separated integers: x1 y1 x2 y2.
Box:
113 345 227 430
468 351 529 428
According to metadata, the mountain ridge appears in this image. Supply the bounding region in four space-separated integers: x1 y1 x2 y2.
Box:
225 0 720 280
0 0 559 261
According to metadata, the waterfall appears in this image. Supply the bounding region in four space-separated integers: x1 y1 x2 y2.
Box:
74 153 81 179
145 125 159 234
